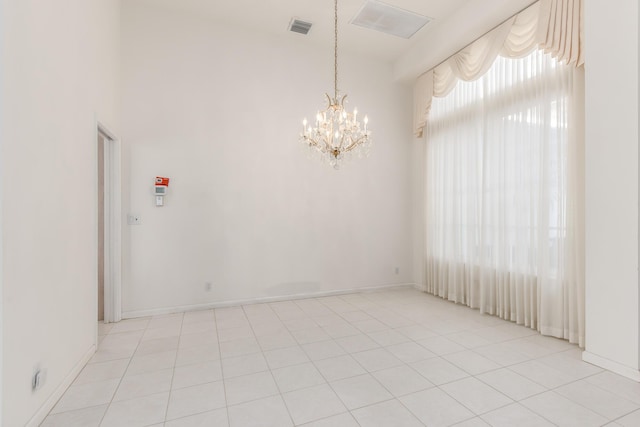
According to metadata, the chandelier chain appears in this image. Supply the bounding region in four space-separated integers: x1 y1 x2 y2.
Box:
334 0 338 100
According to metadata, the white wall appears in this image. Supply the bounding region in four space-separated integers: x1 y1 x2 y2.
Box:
583 0 640 379
121 2 414 316
0 0 121 425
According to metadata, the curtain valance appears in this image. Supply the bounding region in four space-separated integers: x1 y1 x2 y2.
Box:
414 0 584 137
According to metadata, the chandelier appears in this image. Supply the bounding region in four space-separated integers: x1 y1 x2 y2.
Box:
300 0 372 169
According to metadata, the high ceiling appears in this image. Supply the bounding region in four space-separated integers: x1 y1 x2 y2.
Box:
131 0 537 79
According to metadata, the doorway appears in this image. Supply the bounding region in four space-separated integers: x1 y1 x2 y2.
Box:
98 132 106 321
97 124 121 324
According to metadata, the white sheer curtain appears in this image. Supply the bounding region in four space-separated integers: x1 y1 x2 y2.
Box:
425 50 585 346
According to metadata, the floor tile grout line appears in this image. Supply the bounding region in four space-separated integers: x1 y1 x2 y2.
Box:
208 308 232 427
437 380 515 418
161 311 185 424
476 402 561 427
241 304 297 427
520 391 605 426
585 378 640 409
544 374 640 422
513 396 565 427
608 407 640 425
96 317 152 426
42 402 110 420
392 395 432 427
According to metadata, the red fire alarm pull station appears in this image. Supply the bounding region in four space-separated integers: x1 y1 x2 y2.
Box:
155 177 170 186
154 177 170 206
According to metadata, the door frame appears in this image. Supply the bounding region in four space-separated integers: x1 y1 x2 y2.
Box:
97 121 122 325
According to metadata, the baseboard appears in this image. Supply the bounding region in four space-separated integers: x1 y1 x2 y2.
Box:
412 283 427 292
26 344 96 427
582 351 640 382
122 283 417 319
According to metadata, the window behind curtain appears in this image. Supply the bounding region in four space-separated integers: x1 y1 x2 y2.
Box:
425 49 584 345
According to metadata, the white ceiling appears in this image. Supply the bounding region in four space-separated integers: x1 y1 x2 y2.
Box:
133 0 538 78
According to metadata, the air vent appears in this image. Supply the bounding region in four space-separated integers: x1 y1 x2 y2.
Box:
351 0 431 39
289 18 313 35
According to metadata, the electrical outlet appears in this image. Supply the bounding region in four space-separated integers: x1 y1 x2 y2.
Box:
205 282 212 292
127 214 142 225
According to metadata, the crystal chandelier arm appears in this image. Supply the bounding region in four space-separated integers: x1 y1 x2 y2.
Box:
325 93 333 107
302 135 318 148
342 135 370 152
320 130 333 152
305 134 336 155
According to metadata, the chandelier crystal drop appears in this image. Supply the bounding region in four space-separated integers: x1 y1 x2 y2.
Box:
300 0 372 169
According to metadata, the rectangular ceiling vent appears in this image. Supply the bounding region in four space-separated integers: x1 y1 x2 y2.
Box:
351 0 431 39
289 18 313 35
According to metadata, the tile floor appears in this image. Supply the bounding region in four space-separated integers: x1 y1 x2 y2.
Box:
41 288 640 427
